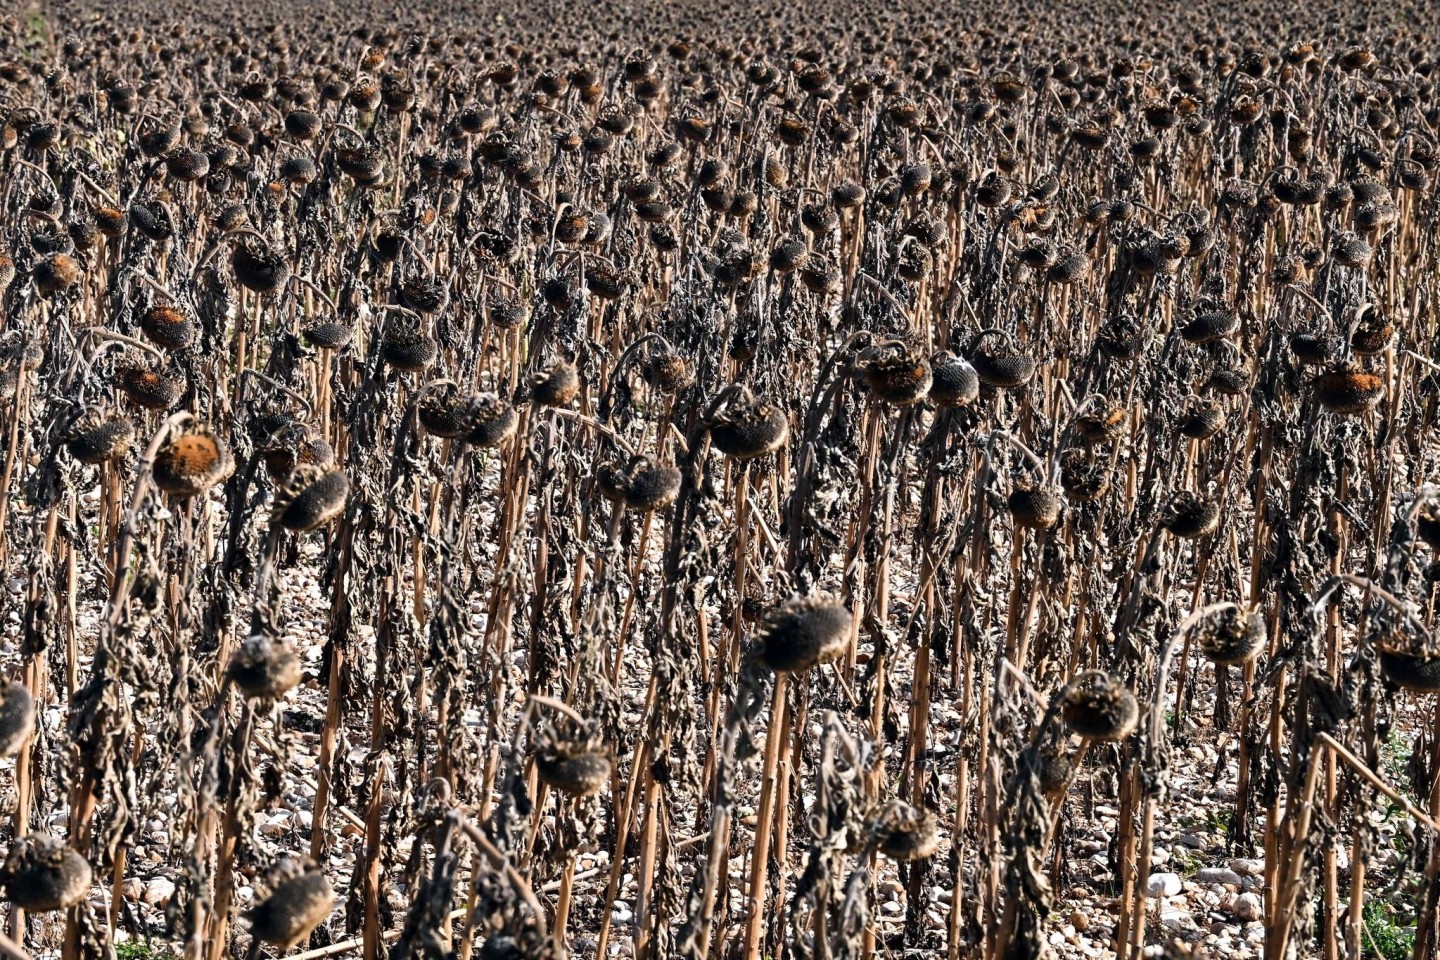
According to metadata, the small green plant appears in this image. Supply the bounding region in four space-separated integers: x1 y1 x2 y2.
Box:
1380 730 1419 804
1363 899 1414 960
116 941 178 960
1170 846 1202 876
22 4 49 47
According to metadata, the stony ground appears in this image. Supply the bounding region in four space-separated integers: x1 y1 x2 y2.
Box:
3 482 1427 960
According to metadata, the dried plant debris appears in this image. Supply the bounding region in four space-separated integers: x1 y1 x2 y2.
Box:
0 1 1438 959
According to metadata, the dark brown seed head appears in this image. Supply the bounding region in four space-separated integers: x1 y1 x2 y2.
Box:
31 222 72 257
595 459 629 503
535 749 612 797
582 212 612 245
214 204 249 233
969 333 1036 388
231 241 291 295
1072 123 1110 151
153 426 234 498
370 229 403 262
1162 491 1220 538
776 115 811 146
32 253 81 296
0 682 34 758
633 198 671 223
710 393 789 460
541 275 577 310
1062 671 1138 741
1037 745 1074 799
261 422 333 482
642 347 693 394
165 146 210 181
701 184 734 212
1 834 91 912
275 465 349 531
137 120 180 157
129 201 174 242
1272 257 1304 286
1132 133 1164 160
116 360 186 410
1196 605 1266 666
618 457 682 512
1289 332 1342 367
900 162 932 195
624 177 662 203
66 416 134 465
1016 203 1057 234
797 257 840 295
418 382 471 438
1313 368 1383 414
302 320 353 350
25 123 60 153
279 155 317 185
769 237 809 273
1098 314 1150 361
554 208 590 244
1017 238 1057 270
1007 484 1063 530
1071 402 1127 446
1228 96 1264 126
1059 448 1109 503
1142 99 1179 130
487 295 525 330
873 801 940 861
1331 231 1372 268
336 141 384 182
227 634 303 699
532 361 581 407
928 352 979 408
400 273 450 315
1178 400 1226 440
247 865 334 949
1027 176 1060 203
281 108 322 139
1182 224 1217 259
380 71 416 112
758 595 852 673
1180 309 1239 344
697 158 728 188
1397 159 1431 192
832 180 866 208
1204 365 1251 396
1379 649 1440 693
140 303 198 351
92 208 125 238
1349 306 1395 355
1047 249 1089 285
1355 203 1399 233
905 214 948 250
380 326 438 373
857 341 932 406
460 394 519 448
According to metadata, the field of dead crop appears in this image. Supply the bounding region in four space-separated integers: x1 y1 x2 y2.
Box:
1 1 1440 958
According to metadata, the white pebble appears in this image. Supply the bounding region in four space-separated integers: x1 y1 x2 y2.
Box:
143 877 177 906
1146 872 1182 898
1229 892 1263 921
